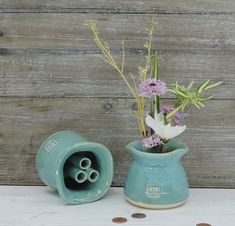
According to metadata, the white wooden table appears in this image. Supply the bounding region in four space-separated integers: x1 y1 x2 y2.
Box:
1 186 235 226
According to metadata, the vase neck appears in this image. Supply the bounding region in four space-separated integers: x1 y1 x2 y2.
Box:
126 140 188 165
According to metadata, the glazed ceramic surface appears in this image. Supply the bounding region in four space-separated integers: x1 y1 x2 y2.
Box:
124 139 189 209
36 130 114 204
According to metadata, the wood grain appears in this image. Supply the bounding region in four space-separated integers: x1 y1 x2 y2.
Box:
0 48 233 98
1 0 235 13
0 97 234 187
1 13 234 50
0 13 233 99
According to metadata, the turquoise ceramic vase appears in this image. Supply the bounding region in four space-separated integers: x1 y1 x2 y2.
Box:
36 130 114 204
124 139 189 209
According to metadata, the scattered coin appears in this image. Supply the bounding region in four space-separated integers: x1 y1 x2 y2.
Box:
196 223 212 226
131 213 146 219
112 217 127 224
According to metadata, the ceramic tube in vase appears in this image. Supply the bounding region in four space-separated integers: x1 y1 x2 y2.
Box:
67 165 88 183
86 167 99 183
69 156 92 170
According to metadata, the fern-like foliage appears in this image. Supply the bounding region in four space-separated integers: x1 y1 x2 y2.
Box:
167 80 223 120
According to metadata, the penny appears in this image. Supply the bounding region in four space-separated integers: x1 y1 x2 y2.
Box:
131 213 146 219
112 217 127 224
196 223 212 226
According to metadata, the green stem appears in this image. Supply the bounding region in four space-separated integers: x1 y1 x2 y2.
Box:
150 51 160 135
155 52 160 113
151 52 160 116
166 105 182 122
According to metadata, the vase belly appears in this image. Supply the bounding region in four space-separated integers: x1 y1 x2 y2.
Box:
124 140 189 209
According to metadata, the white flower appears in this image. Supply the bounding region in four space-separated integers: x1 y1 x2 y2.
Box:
145 113 186 140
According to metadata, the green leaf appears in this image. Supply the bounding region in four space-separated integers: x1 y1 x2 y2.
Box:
180 84 186 91
176 82 180 89
205 95 214 100
190 98 201 109
204 81 223 90
187 81 194 90
197 97 205 102
168 89 177 95
197 80 210 94
164 146 177 153
181 101 189 110
197 101 205 107
175 89 188 98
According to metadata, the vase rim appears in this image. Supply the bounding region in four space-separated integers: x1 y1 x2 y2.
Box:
126 139 189 158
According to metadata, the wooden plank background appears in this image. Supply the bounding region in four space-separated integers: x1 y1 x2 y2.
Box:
0 1 234 187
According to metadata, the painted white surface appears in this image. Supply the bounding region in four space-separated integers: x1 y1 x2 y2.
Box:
0 186 235 226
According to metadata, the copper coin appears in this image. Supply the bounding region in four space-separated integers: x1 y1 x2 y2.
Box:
196 224 212 226
131 213 146 219
112 217 127 224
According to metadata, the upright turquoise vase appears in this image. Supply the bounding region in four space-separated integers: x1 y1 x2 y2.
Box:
36 130 114 204
124 139 189 209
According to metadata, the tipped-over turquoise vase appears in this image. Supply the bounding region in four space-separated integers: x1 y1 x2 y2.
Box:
36 130 114 204
124 139 189 209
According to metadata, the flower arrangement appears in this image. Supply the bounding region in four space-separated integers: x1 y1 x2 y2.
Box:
85 20 222 153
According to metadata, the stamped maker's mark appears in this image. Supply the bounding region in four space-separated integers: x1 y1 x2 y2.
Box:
145 184 160 198
44 139 57 152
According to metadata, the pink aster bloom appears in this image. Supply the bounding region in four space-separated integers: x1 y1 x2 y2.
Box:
139 78 167 98
160 105 182 126
142 134 164 149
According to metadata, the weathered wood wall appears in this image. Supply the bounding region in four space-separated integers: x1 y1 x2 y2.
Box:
0 1 234 187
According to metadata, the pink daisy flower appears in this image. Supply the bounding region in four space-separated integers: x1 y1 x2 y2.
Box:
139 78 167 98
142 134 164 149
